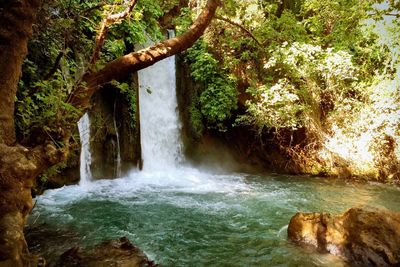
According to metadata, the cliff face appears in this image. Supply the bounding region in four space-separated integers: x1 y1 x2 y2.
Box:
35 82 140 192
89 84 140 180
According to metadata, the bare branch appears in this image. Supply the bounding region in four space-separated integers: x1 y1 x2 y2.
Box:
215 15 263 47
90 0 138 65
44 51 64 80
159 0 189 28
83 3 106 16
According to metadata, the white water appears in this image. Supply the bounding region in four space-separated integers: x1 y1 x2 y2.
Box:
138 32 183 171
77 113 92 185
113 99 122 177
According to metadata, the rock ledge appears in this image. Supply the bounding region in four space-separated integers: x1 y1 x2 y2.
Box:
288 207 400 266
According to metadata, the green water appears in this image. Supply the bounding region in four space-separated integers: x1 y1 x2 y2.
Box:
32 169 400 266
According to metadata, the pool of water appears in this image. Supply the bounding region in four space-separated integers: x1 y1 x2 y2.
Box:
31 168 400 266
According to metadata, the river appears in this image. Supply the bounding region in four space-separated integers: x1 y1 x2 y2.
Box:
31 170 400 266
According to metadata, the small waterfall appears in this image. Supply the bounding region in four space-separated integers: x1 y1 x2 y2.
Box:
113 99 122 177
78 113 92 185
138 30 183 171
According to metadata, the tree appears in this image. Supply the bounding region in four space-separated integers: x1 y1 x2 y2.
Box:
0 0 220 265
181 0 399 179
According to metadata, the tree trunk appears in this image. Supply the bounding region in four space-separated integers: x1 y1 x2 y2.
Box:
0 0 40 146
276 0 297 18
0 142 66 266
0 1 41 266
0 145 39 266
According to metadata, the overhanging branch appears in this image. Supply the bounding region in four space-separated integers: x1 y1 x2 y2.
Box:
68 0 221 110
90 0 138 65
215 15 262 47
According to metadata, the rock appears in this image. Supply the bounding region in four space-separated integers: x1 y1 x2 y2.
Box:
26 224 81 264
288 207 400 266
56 237 158 267
27 225 157 267
90 86 140 179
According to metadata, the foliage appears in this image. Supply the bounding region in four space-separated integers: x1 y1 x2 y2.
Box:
199 77 237 128
300 0 368 48
16 60 79 142
200 0 400 180
238 79 305 132
111 80 138 132
320 73 400 179
173 7 194 34
188 96 205 138
101 0 164 64
315 7 400 180
16 0 165 142
184 40 238 130
238 42 359 132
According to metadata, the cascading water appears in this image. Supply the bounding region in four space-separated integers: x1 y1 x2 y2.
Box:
113 99 122 177
138 31 183 171
77 112 92 185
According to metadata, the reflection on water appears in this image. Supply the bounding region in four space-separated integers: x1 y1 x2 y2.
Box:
31 171 400 267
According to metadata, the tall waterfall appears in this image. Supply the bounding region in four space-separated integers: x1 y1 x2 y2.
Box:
138 31 183 171
78 113 92 185
113 99 122 177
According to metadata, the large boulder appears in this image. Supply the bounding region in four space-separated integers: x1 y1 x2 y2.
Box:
56 237 158 267
288 207 400 266
27 224 156 267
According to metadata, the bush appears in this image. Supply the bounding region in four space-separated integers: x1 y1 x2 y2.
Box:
184 40 238 130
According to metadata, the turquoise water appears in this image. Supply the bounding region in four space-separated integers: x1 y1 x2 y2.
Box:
31 169 400 266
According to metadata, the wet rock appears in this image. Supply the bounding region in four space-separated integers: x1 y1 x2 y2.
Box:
26 225 157 267
26 224 81 264
288 207 400 266
56 237 158 267
90 86 140 179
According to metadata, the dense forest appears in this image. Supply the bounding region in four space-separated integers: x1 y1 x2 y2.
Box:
0 0 399 266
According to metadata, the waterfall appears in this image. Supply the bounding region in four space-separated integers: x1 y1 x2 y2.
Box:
78 113 92 185
138 31 183 171
113 99 122 177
